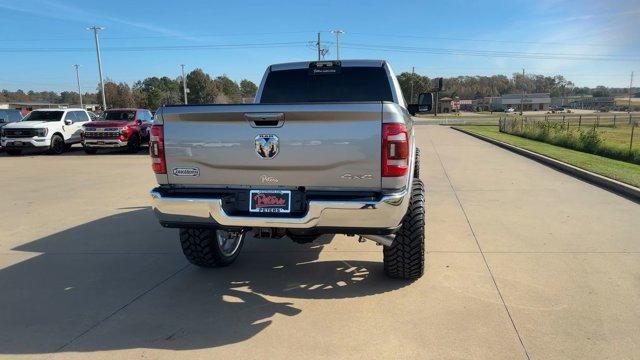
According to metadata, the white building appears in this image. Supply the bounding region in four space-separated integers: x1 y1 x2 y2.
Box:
500 93 550 111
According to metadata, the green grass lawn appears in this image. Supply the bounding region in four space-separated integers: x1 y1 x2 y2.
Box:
594 124 639 151
415 112 497 118
503 117 639 150
456 125 640 188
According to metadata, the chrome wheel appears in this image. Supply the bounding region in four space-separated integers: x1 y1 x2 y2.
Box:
216 230 244 257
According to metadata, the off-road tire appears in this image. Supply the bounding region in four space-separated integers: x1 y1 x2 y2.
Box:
49 134 65 155
127 134 141 153
383 178 425 280
84 148 98 154
414 147 421 178
179 228 245 267
6 149 22 156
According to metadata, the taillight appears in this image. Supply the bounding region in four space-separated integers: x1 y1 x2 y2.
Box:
382 123 409 177
150 124 166 174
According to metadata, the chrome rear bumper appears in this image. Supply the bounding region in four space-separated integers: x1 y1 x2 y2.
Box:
150 188 410 230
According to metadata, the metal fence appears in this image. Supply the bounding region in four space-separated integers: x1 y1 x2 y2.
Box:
499 114 640 153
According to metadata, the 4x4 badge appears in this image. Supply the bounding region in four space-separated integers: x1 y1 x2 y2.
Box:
255 134 279 159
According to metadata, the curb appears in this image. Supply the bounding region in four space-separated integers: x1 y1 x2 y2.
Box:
451 126 640 203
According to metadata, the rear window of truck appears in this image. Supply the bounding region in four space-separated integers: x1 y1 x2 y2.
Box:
260 66 393 103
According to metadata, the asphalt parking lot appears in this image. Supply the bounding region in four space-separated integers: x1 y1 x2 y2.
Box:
1 125 638 359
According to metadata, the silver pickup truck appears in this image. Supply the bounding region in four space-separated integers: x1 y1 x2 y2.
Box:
149 60 425 279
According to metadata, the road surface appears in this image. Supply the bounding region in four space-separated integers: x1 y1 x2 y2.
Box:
0 126 638 359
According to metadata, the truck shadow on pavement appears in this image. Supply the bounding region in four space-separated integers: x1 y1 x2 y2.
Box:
0 208 409 354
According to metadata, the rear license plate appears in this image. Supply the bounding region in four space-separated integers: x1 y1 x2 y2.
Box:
97 141 105 145
249 190 291 213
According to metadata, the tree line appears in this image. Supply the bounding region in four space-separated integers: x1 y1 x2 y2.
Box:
0 68 258 110
396 72 634 103
1 69 636 109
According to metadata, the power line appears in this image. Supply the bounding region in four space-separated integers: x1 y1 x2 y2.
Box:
342 42 638 60
0 41 310 53
0 30 318 42
340 42 640 62
2 40 634 63
0 79 96 88
0 30 612 48
347 31 612 47
2 40 633 62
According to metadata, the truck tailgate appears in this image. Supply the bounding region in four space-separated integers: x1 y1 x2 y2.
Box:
161 103 382 190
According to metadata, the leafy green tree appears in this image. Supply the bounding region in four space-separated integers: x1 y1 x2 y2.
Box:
186 69 219 104
215 75 242 103
1 71 635 108
59 91 78 104
592 85 611 97
82 92 98 105
133 76 181 109
240 79 258 99
98 79 135 108
396 72 431 103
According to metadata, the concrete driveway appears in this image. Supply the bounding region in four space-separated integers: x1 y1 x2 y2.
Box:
0 126 638 359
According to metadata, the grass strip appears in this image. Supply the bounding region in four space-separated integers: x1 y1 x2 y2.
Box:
457 125 640 188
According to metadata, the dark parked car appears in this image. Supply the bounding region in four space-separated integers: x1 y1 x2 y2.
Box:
0 109 23 150
0 109 22 124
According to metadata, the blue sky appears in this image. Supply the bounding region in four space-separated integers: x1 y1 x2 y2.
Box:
0 0 638 92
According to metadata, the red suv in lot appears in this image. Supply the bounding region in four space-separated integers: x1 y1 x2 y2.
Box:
82 108 153 154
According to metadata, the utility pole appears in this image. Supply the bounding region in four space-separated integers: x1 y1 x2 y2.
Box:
410 66 415 103
519 68 525 115
330 29 344 60
316 32 321 61
629 71 634 113
87 26 106 111
320 48 328 60
180 64 188 104
73 64 83 109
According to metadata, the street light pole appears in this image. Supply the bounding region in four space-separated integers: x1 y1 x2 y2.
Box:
628 71 634 113
410 66 415 103
520 68 525 115
316 32 321 61
73 64 83 109
330 30 344 60
87 26 106 110
180 64 188 104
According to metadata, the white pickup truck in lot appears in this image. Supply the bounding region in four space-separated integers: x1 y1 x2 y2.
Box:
149 60 425 279
1 108 91 155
